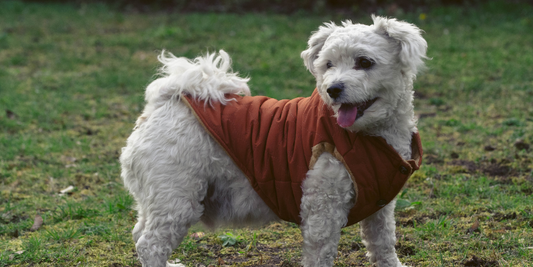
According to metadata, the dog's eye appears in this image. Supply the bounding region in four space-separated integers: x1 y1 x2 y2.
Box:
326 62 333 69
357 57 374 69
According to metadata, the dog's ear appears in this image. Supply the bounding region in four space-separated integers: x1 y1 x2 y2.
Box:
372 15 428 75
301 22 337 76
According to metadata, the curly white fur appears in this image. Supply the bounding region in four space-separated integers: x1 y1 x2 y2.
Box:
121 15 426 267
135 50 250 127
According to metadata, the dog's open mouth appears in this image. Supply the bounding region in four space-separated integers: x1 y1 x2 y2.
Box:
337 98 378 128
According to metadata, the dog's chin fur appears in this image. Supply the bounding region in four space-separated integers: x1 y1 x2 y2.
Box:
121 15 427 267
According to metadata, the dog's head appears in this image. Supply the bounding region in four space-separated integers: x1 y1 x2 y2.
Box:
301 16 427 132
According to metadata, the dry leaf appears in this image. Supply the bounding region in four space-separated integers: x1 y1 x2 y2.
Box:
190 232 205 240
9 250 24 260
59 185 75 196
467 220 480 234
30 214 43 231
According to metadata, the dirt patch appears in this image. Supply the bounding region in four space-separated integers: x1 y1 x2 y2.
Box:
419 112 437 119
482 164 514 177
398 211 449 227
350 242 363 251
514 140 530 151
395 242 416 256
205 243 301 265
521 187 533 195
451 160 478 173
484 145 496 151
492 212 517 222
425 154 444 165
399 217 425 227
463 255 499 266
450 160 524 178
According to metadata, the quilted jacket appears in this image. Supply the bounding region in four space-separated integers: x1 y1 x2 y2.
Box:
182 89 422 226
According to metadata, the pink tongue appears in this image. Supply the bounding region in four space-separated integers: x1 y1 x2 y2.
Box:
337 104 358 128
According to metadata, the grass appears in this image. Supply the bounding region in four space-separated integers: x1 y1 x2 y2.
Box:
0 0 532 266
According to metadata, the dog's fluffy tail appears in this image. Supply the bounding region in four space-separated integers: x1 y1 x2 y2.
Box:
136 50 250 126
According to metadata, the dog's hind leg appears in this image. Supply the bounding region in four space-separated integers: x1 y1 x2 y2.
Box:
300 153 356 267
134 176 206 267
360 199 407 267
135 196 204 267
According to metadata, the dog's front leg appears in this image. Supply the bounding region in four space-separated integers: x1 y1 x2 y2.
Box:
300 153 355 267
360 199 407 267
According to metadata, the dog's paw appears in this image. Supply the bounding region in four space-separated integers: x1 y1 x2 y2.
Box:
167 259 185 267
371 260 410 267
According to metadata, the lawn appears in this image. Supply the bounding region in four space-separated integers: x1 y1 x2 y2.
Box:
0 1 532 266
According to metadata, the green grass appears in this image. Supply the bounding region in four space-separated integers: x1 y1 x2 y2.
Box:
1 1 532 266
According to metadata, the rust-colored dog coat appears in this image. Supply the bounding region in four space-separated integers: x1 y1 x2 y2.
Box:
182 89 422 226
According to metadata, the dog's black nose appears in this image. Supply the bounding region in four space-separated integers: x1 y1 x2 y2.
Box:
327 84 344 99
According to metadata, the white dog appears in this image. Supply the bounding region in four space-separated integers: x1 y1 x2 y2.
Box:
120 15 427 267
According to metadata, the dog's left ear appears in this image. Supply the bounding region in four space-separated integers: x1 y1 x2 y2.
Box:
372 15 428 75
301 22 337 77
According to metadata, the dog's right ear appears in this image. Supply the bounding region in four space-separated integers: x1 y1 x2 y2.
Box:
301 22 337 77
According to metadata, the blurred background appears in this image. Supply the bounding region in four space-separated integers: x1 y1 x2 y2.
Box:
20 0 532 13
1 0 532 266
